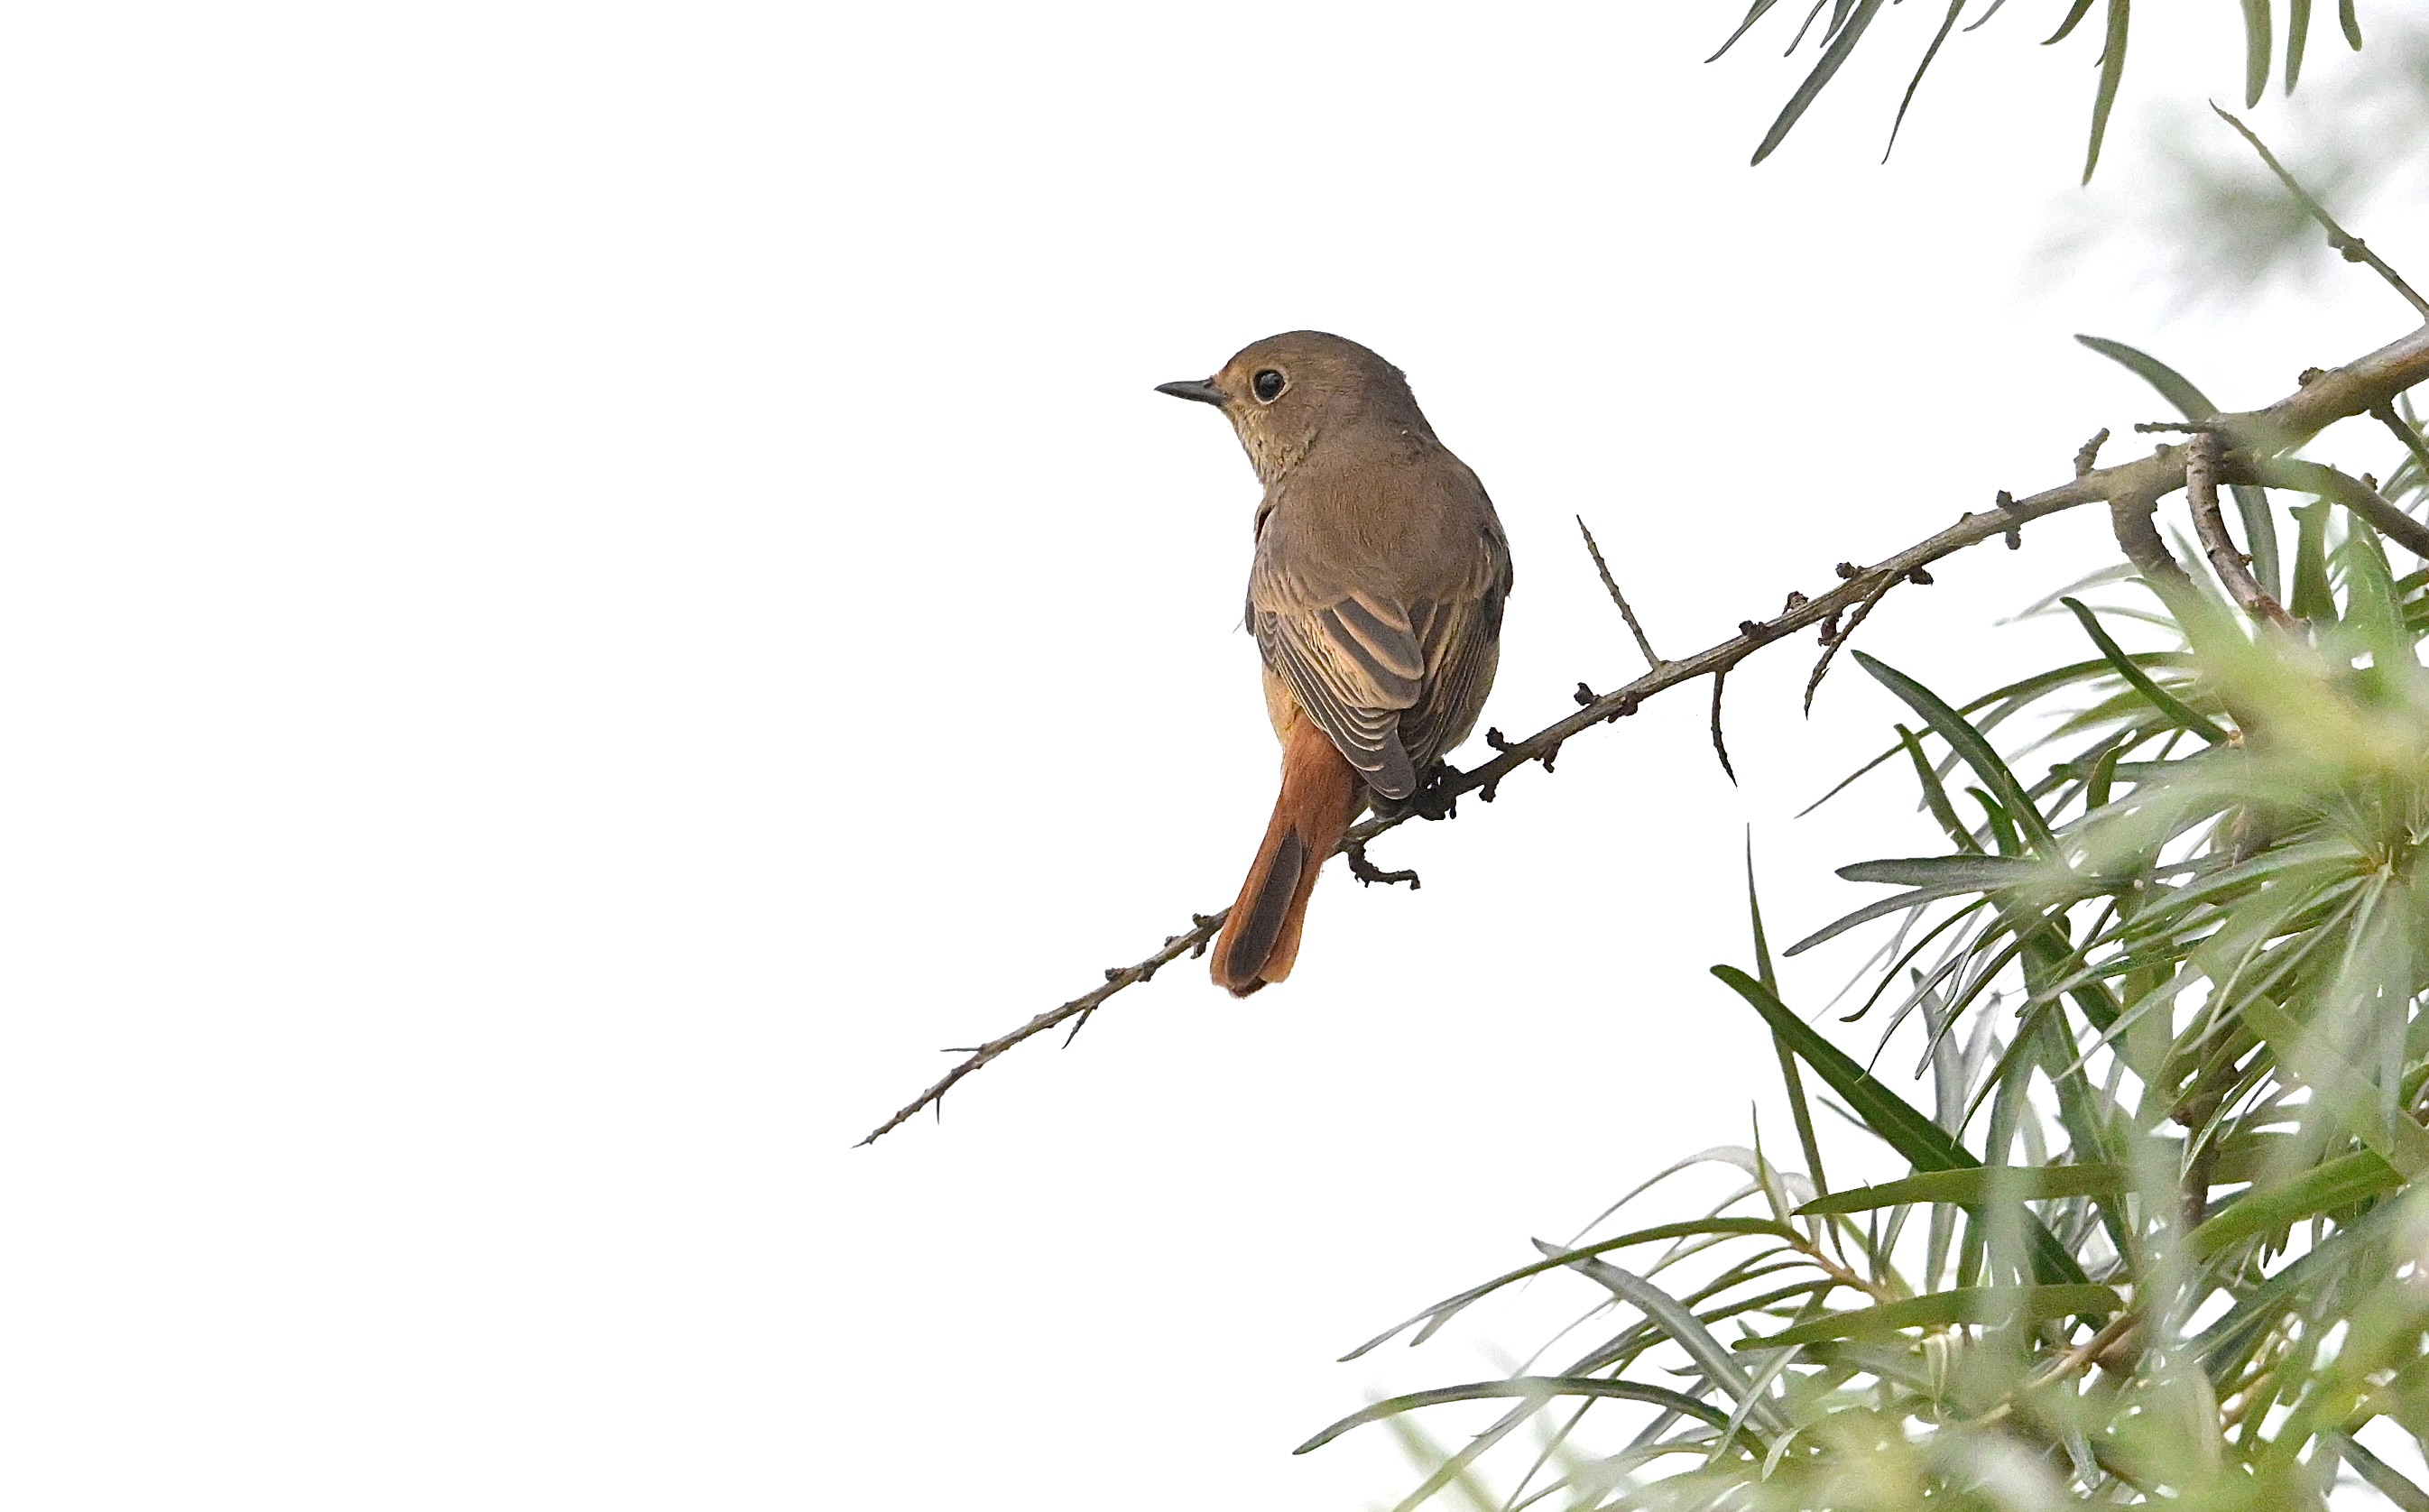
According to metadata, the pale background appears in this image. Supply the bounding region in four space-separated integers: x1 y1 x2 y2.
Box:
3 5 2423 1507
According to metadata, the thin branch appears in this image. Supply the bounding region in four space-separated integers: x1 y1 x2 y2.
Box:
2186 431 2296 626
1805 569 1898 714
2238 454 2429 560
854 913 1224 1146
2212 104 2429 319
858 320 2429 1146
2372 401 2429 480
1345 836 1421 890
1577 514 1667 669
2109 463 2196 594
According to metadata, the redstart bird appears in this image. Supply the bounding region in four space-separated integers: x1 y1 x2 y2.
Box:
1159 332 1512 996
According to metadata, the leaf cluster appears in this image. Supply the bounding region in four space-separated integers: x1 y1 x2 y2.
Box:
1312 373 2429 1509
1719 0 2370 180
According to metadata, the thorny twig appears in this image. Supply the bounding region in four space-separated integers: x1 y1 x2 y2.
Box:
1710 668 1737 785
2212 105 2429 321
858 320 2429 1147
1577 514 1666 669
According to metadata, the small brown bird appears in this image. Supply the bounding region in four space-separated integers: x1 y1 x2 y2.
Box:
1159 332 1512 996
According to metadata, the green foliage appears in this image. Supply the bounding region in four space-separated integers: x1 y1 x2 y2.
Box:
1716 0 2370 179
1307 376 2429 1508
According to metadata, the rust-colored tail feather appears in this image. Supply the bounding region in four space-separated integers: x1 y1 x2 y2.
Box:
1212 714 1362 996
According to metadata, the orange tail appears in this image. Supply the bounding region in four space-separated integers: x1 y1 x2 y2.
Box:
1211 712 1362 997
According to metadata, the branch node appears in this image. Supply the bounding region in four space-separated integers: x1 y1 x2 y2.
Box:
1539 740 1564 774
1344 836 1421 890
2073 429 2110 477
1906 567 1935 585
1573 681 1597 708
1834 561 1861 579
1483 726 1510 752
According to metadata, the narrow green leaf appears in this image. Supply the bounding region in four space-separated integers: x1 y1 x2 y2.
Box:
1751 0 1888 164
1785 878 2001 957
2239 0 2272 106
1885 0 1970 158
2060 598 2229 742
1293 1377 1732 1455
2338 0 2360 49
2086 738 2124 811
1736 1284 2120 1348
1854 652 2056 851
1714 966 1971 1169
1750 844 1829 1199
2339 522 2414 669
1708 0 1793 60
1898 724 1980 850
2076 333 2217 416
1715 965 2090 1287
2042 0 2096 43
2188 1147 2402 1258
1545 1244 1787 1433
1797 1164 2127 1214
2291 499 2337 622
1837 855 2046 888
1341 1216 1799 1360
2334 1434 2429 1512
2084 0 2130 181
2286 0 2312 91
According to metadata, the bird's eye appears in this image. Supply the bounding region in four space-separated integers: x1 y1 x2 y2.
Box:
1251 369 1287 402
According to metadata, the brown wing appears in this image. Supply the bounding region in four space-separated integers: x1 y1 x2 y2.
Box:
1249 565 1424 801
1398 590 1506 771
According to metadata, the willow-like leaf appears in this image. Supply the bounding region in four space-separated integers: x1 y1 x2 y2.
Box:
2083 0 2131 181
2061 597 2230 742
1712 965 2089 1286
2237 0 2271 106
1293 1378 1734 1455
2188 1146 2403 1258
1341 1217 1799 1360
1797 1164 2127 1214
1856 653 2056 852
1750 0 1888 164
1543 1245 1788 1434
1739 1283 2120 1348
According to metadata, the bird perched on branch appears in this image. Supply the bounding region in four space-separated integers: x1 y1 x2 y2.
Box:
1159 332 1513 996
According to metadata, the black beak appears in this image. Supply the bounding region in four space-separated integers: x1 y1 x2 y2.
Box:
1155 378 1227 407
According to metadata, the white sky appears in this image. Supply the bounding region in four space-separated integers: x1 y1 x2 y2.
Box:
5 5 2424 1508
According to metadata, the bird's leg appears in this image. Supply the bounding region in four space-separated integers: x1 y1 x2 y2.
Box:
1384 761 1457 823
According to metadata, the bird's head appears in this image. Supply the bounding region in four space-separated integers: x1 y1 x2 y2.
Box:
1157 330 1430 484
